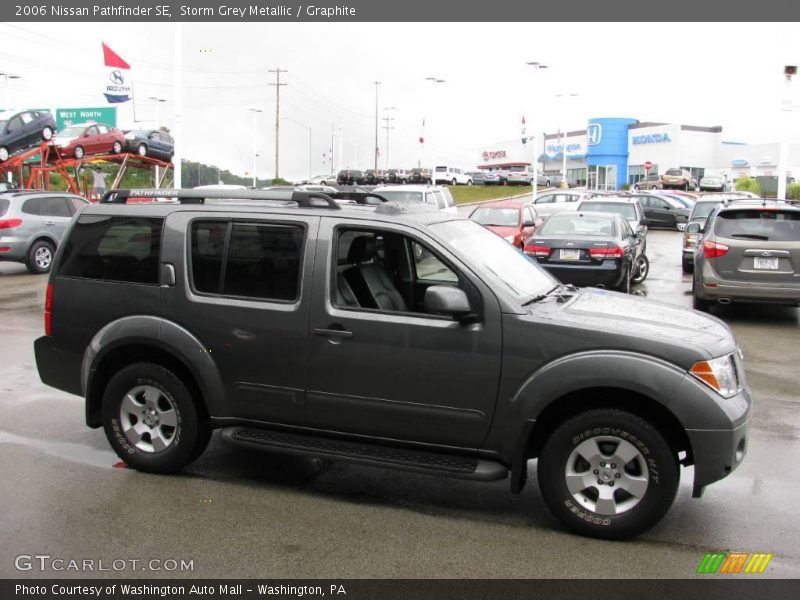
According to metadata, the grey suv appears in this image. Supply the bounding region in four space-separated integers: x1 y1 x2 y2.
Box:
34 187 751 540
692 199 800 311
0 191 88 273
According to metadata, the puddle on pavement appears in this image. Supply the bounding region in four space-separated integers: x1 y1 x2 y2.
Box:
0 430 119 469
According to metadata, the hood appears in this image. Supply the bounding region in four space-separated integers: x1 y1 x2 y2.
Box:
526 287 736 368
486 225 519 239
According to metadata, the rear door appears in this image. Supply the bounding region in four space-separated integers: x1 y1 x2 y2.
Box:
40 196 76 243
160 211 319 425
711 208 800 283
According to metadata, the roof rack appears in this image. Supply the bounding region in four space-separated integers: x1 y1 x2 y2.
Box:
100 188 388 209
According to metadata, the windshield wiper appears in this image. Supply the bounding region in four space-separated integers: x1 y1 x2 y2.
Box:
521 284 561 306
731 233 769 240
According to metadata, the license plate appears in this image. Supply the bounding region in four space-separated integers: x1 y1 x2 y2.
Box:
753 257 779 270
559 249 581 260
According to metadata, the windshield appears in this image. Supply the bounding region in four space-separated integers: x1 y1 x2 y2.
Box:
56 126 84 137
579 202 637 220
376 190 424 204
433 220 556 302
470 207 520 227
538 213 617 237
692 201 721 220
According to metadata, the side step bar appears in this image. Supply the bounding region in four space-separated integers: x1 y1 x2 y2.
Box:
221 427 508 482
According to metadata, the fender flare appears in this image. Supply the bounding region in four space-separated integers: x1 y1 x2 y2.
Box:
82 315 226 419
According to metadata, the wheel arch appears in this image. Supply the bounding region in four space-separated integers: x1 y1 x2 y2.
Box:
83 317 226 428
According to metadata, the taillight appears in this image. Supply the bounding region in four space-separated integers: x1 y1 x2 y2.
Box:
589 246 624 258
44 283 54 336
524 244 550 257
703 240 730 259
0 218 23 229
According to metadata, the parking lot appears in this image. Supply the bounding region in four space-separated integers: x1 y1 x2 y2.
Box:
1 223 799 579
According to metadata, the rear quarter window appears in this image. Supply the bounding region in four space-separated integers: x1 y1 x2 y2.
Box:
0 198 9 217
57 215 164 284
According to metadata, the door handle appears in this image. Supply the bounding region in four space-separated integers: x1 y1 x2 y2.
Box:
313 328 353 339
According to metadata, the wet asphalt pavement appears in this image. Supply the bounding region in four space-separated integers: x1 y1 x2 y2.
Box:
1 223 799 579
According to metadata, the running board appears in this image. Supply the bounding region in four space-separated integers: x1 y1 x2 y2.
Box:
221 427 508 482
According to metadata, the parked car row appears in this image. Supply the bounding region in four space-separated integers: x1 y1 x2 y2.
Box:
0 109 175 163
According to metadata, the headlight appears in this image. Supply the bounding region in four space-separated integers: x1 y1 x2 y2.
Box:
503 235 515 243
690 353 741 398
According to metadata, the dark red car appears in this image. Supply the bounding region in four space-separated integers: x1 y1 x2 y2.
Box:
53 122 125 159
468 199 543 249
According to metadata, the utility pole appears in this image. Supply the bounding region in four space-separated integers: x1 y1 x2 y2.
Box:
382 116 395 170
269 68 287 180
374 81 380 170
330 124 335 175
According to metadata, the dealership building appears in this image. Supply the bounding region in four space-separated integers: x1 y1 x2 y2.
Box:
477 117 799 192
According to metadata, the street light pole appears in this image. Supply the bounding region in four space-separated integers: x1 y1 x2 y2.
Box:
337 126 345 172
382 107 397 171
555 92 578 188
0 72 22 114
526 62 549 200
148 96 167 128
374 81 380 170
778 65 796 199
424 77 446 176
248 107 263 188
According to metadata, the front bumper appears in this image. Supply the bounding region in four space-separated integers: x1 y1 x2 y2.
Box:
687 419 749 492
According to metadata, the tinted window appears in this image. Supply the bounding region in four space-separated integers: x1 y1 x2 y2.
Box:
535 195 554 204
21 197 44 215
714 210 800 242
580 202 637 220
691 201 720 220
68 197 88 213
41 197 72 218
8 117 22 131
58 215 163 284
0 198 9 217
191 220 304 302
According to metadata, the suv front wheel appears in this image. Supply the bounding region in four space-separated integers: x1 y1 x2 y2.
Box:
102 362 211 473
537 409 679 540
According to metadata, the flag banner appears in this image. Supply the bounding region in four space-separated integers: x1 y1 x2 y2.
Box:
102 42 132 104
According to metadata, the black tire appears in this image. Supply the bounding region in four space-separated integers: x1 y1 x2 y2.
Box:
682 261 693 274
102 362 211 474
615 266 632 293
683 182 689 191
631 255 650 284
137 143 147 157
26 239 55 274
545 180 551 188
451 178 457 186
74 146 84 159
633 184 640 191
42 126 53 141
537 408 679 540
112 141 122 154
692 276 712 312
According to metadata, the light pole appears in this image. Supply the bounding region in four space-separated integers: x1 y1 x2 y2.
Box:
526 62 549 199
337 126 345 172
555 92 578 188
373 81 380 170
383 106 397 171
148 96 167 128
424 77 446 174
778 65 796 199
0 72 22 114
281 117 312 181
248 107 263 187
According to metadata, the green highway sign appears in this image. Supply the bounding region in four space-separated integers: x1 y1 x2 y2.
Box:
56 107 117 130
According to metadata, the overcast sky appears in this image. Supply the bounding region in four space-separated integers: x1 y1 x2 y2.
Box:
1 22 799 181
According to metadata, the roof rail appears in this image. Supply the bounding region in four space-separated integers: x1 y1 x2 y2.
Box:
100 188 344 209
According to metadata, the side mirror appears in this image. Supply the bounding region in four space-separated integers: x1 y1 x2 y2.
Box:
523 220 535 227
686 222 704 234
424 286 477 323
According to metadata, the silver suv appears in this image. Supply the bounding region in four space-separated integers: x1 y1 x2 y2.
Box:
692 199 800 311
0 191 88 273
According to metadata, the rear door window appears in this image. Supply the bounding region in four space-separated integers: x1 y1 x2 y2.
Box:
57 215 164 284
40 197 73 218
190 220 305 302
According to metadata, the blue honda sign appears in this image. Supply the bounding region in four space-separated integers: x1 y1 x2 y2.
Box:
587 123 602 145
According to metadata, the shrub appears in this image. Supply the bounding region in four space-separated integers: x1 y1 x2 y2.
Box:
734 176 761 196
620 183 631 191
787 182 800 200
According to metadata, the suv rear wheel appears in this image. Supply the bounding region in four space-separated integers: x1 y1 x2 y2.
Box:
26 240 55 274
102 362 211 473
537 408 679 540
